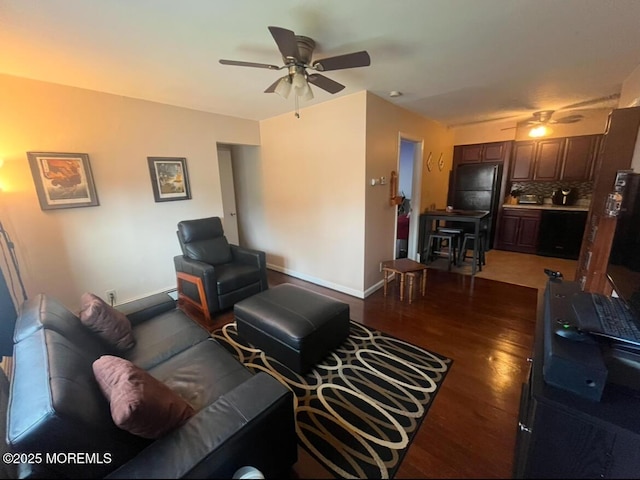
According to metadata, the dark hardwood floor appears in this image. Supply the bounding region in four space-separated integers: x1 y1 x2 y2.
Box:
183 268 538 479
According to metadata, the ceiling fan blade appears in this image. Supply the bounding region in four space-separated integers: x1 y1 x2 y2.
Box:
268 26 299 59
264 78 282 93
312 51 371 71
556 114 585 124
307 73 345 94
219 59 281 70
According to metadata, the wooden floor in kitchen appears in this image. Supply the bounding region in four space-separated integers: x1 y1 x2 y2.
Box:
188 251 576 479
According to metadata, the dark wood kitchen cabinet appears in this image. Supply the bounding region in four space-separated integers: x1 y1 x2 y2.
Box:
561 134 601 181
496 208 541 253
509 135 602 182
509 142 536 181
533 138 564 180
453 141 512 166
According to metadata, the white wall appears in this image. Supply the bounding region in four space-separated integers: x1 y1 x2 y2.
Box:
620 62 640 108
364 93 454 292
256 92 367 296
0 74 259 310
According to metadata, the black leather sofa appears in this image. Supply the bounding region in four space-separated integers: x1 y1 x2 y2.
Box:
6 293 297 478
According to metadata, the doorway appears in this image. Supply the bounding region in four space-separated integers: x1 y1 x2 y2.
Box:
396 135 424 261
217 145 239 245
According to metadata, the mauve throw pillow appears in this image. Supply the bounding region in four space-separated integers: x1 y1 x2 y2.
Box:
92 355 195 439
79 292 136 351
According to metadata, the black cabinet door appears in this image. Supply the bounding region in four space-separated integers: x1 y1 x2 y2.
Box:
527 403 615 478
537 211 587 259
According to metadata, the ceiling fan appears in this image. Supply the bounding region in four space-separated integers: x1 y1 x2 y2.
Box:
496 94 620 135
523 110 584 127
521 110 584 137
219 26 371 108
500 109 586 136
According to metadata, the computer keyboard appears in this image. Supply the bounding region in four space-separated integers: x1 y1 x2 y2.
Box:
592 293 640 342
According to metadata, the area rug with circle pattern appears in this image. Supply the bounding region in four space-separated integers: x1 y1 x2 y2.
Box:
212 321 453 479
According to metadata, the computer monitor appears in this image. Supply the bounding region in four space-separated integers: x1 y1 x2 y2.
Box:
607 172 640 321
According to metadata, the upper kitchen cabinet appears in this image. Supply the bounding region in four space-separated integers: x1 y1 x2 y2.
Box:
510 141 536 181
453 141 512 166
508 134 603 182
533 138 564 180
561 134 601 181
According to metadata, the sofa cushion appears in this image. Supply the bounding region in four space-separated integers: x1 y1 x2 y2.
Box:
13 294 110 361
185 236 233 265
80 293 136 351
93 355 195 439
148 338 253 411
124 308 210 370
215 263 262 294
178 217 233 265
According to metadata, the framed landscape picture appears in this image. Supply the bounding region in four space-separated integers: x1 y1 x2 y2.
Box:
27 152 100 210
147 157 191 202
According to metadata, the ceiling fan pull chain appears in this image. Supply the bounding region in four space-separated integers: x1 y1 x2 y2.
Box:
295 94 300 118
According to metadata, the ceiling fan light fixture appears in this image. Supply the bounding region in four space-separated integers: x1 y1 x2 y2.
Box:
529 125 552 138
299 82 314 101
292 71 306 90
274 76 292 99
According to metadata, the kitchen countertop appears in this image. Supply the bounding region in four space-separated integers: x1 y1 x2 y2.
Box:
502 203 590 212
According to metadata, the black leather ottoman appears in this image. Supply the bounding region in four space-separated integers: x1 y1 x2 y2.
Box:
234 283 350 374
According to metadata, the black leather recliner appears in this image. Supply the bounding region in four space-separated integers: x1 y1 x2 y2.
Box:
174 217 268 318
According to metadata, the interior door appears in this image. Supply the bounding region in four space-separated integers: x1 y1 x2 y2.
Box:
217 146 239 245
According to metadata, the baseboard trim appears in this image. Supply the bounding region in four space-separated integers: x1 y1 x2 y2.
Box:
364 280 384 298
267 264 367 299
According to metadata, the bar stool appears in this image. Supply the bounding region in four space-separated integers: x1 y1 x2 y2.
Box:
459 232 486 271
437 227 464 257
425 231 459 271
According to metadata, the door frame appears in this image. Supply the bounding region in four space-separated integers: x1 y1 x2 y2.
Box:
396 133 424 261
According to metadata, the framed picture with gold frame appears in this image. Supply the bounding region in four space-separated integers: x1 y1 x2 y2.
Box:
27 152 100 210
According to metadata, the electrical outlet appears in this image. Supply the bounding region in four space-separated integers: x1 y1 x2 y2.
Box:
105 289 117 306
379 262 383 272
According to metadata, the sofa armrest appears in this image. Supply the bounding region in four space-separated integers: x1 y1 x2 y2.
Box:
230 246 268 291
117 293 176 326
106 372 297 479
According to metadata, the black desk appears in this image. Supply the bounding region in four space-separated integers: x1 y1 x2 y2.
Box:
514 279 640 478
418 209 490 275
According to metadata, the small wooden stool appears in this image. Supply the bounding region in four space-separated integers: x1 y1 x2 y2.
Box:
382 258 428 303
405 270 427 304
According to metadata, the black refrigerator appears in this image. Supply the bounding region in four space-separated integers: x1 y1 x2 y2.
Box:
449 163 503 248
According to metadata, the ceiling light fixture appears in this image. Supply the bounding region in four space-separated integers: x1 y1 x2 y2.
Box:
528 125 552 138
274 66 314 117
389 91 402 97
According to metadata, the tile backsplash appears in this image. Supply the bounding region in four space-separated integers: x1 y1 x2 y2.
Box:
509 181 593 200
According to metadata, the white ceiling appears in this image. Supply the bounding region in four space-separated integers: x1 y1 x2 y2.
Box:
1 0 640 126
